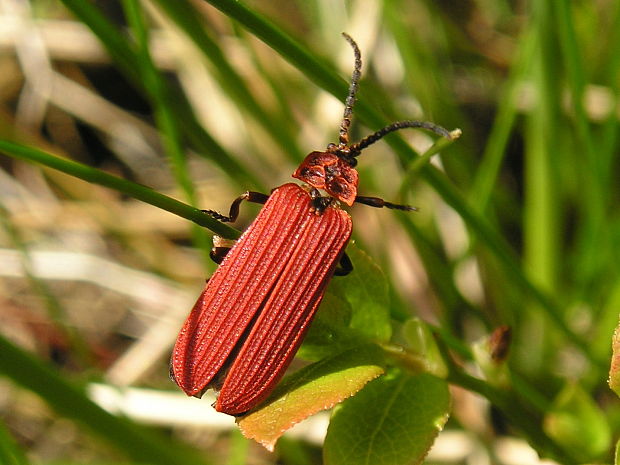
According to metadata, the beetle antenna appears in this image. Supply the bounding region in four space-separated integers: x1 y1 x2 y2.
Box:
349 120 456 156
339 32 362 148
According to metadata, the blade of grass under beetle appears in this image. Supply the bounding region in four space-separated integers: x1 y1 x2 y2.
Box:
0 140 240 239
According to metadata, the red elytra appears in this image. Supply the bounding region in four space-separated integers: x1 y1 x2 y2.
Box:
170 33 455 416
171 184 351 414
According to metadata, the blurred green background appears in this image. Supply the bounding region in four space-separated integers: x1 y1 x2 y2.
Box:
1 0 619 464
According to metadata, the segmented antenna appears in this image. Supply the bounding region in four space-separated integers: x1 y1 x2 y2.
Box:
339 33 362 148
349 120 454 156
336 34 458 161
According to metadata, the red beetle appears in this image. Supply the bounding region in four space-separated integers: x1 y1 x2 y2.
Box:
171 33 455 415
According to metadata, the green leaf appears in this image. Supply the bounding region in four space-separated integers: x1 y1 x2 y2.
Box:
298 292 356 360
399 318 448 378
543 382 611 462
324 372 450 465
300 245 394 360
328 244 392 342
238 344 386 451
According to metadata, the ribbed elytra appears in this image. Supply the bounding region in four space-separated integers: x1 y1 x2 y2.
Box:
171 184 351 414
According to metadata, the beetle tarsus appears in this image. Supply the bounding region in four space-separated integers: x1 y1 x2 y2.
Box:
334 252 353 276
202 209 232 222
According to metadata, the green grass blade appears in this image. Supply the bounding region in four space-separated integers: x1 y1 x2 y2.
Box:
554 1 608 292
122 0 211 260
521 0 562 374
151 0 303 162
123 0 194 199
202 0 346 99
424 162 600 366
597 3 620 190
0 140 240 239
399 214 482 322
447 366 576 463
59 0 262 189
469 29 535 211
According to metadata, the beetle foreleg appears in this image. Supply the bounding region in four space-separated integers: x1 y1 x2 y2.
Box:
203 191 270 223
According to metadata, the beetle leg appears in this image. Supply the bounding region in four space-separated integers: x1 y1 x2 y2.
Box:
334 252 353 276
210 247 230 264
203 192 269 265
354 195 418 212
209 237 238 264
203 191 270 223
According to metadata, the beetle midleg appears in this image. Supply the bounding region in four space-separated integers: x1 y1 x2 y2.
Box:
334 252 353 276
354 195 418 212
210 247 231 264
209 236 240 264
202 191 270 223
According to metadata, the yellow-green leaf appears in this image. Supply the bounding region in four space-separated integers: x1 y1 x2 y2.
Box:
238 344 386 451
